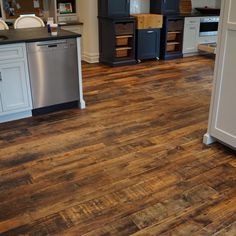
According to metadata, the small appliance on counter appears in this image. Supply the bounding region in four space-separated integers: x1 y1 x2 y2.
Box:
179 0 192 14
195 7 220 15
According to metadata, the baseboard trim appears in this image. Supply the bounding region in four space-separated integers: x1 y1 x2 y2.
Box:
0 110 32 123
203 133 216 145
183 52 200 57
82 52 99 63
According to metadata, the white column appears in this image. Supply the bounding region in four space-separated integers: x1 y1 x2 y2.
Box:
76 37 86 109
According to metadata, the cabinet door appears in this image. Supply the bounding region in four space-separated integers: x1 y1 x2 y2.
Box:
0 61 30 112
206 0 236 148
165 0 180 14
0 95 3 113
183 18 200 53
108 0 130 17
150 0 179 14
137 29 160 60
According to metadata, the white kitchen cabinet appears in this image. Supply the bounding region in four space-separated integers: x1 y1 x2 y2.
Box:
0 43 32 122
204 0 236 148
183 17 200 54
0 96 3 113
0 61 30 112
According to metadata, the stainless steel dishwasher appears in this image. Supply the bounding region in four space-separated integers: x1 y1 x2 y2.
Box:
27 39 79 112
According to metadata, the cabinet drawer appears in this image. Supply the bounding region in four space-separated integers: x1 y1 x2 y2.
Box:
115 23 134 35
0 45 24 61
185 17 200 24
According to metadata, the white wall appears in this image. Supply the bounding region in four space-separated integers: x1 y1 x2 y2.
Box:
78 0 99 63
191 0 221 9
130 0 150 14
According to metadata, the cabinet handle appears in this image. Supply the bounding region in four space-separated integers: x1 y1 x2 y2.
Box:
0 72 2 82
147 31 154 33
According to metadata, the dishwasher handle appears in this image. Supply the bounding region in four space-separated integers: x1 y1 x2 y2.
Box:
27 39 76 52
36 40 67 47
47 44 58 48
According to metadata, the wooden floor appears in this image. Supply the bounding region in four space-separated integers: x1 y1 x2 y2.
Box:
0 56 236 236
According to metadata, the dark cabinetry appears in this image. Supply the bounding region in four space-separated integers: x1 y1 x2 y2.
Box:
136 29 160 61
150 0 180 15
160 16 184 60
98 0 130 17
98 17 136 66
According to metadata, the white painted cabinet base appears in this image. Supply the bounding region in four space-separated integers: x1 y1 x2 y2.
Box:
0 43 32 123
76 37 86 109
204 0 236 149
183 17 200 54
0 110 32 123
203 133 216 145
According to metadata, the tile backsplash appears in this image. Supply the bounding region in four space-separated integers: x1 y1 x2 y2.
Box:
130 0 221 14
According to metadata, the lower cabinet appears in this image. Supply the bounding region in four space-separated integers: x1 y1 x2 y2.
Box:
160 16 184 60
0 97 3 113
0 43 32 122
183 17 200 54
0 61 30 112
98 17 136 66
136 29 160 61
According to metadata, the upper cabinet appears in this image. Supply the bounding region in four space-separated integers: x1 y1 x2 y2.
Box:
98 0 130 17
150 0 180 15
48 0 78 23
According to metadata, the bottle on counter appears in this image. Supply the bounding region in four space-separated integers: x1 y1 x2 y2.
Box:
47 17 54 33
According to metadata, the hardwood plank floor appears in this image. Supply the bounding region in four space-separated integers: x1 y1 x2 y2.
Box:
0 56 235 236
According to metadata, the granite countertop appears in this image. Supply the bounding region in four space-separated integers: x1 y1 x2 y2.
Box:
58 21 84 26
180 12 220 17
0 27 81 46
165 12 220 18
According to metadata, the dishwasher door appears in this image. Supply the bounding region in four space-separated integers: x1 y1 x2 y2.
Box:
27 39 79 109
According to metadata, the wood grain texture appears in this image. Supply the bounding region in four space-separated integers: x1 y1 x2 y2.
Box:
0 56 235 236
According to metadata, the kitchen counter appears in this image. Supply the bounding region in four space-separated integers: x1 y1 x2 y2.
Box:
0 27 85 123
163 12 220 18
180 12 220 17
0 27 81 46
58 21 84 26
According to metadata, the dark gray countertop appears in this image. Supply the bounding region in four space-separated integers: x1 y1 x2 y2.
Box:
0 27 81 46
58 21 84 26
180 12 220 17
164 12 220 18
